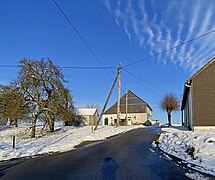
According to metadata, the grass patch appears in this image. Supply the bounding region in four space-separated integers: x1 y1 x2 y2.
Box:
74 140 100 148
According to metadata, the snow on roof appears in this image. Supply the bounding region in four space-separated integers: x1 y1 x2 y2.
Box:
78 108 97 116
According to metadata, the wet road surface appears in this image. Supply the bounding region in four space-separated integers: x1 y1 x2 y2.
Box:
0 127 214 180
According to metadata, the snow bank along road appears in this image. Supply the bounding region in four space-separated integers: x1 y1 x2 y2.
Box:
158 126 215 177
0 125 142 161
0 127 213 180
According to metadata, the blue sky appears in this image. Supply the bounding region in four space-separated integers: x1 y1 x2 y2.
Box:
0 0 215 124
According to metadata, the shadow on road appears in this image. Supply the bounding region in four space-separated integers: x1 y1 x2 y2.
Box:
101 157 119 180
0 158 27 178
0 172 4 177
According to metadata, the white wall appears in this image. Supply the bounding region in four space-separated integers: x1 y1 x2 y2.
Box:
102 114 116 125
102 113 148 125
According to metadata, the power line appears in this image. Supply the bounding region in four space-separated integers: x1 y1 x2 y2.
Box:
59 66 116 70
0 65 21 68
52 0 114 80
122 68 175 94
124 29 215 68
0 65 116 69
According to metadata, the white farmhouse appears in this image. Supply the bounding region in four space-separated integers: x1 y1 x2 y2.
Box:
102 90 152 126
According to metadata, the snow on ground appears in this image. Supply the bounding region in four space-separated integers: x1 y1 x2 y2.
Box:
185 172 210 180
158 125 215 176
0 125 143 161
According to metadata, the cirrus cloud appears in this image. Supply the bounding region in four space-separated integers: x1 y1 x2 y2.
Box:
101 0 215 73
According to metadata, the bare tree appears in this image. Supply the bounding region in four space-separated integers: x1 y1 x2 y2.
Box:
160 93 179 126
16 58 73 137
85 104 100 111
51 88 83 126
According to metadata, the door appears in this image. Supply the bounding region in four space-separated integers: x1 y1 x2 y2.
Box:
105 118 108 125
128 117 131 126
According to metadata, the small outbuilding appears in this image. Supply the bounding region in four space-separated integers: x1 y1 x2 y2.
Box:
78 108 99 126
181 57 215 130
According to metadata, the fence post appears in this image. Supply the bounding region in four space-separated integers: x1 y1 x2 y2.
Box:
13 135 15 149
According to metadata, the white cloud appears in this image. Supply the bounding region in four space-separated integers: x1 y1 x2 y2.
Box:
123 20 131 40
146 27 154 44
169 23 183 63
166 1 177 14
139 0 148 23
186 3 215 63
101 0 112 12
101 0 215 72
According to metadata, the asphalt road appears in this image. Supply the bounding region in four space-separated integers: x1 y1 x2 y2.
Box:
0 127 214 180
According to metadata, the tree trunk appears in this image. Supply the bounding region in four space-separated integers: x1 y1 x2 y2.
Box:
46 112 54 132
49 120 54 132
167 112 171 126
15 119 18 127
31 118 36 138
9 119 12 126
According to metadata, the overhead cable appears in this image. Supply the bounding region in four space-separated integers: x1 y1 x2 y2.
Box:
124 29 215 68
52 0 114 80
122 68 176 94
0 64 116 70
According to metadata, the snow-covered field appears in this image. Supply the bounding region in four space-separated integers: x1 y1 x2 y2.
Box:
158 126 215 176
0 125 143 162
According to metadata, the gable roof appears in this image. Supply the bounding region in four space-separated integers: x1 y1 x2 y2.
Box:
181 57 215 110
78 108 97 116
104 90 152 114
187 57 215 82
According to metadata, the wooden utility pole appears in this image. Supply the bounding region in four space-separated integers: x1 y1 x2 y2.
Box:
182 111 184 126
125 91 128 126
94 75 118 131
116 64 122 127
